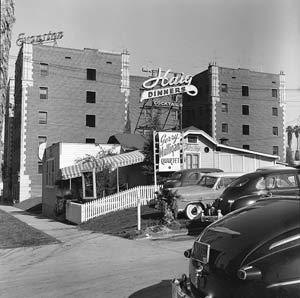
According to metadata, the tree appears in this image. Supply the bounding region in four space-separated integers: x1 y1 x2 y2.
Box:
294 125 300 161
286 125 294 148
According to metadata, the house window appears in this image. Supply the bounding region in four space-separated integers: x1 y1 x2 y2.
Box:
86 115 96 127
186 154 199 169
272 107 278 116
172 110 178 120
187 136 197 143
46 159 55 186
221 103 228 112
38 112 47 124
273 146 279 155
221 84 228 92
222 123 228 133
242 105 249 115
86 138 95 143
86 91 96 103
87 68 96 80
242 86 249 96
243 125 250 135
273 126 278 136
243 144 250 150
272 89 278 98
40 63 49 76
39 87 48 99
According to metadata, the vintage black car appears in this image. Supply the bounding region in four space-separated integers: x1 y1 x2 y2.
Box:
163 168 223 189
213 168 300 215
172 197 300 298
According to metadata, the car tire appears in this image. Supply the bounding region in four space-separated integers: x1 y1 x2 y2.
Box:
185 204 203 220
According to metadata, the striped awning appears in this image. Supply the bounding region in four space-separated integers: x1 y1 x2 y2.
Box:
59 150 145 180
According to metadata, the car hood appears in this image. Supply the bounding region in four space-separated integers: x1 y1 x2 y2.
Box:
196 199 300 274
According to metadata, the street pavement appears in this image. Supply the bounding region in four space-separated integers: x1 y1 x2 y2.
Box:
0 205 196 298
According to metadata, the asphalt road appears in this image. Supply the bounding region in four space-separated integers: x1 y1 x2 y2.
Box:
0 228 196 298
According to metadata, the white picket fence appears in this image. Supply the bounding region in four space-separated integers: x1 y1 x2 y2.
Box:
66 185 162 224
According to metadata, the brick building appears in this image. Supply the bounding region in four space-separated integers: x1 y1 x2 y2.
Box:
8 43 130 202
183 63 286 161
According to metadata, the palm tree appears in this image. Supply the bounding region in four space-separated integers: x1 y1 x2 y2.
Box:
286 125 294 148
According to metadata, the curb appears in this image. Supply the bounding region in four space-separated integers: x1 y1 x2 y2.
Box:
136 228 190 240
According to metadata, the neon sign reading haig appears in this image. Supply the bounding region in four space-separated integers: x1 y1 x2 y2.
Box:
140 68 198 102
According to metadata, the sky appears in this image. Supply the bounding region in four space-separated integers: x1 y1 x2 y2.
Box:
8 0 300 127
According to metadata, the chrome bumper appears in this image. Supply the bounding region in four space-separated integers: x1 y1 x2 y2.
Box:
171 277 192 298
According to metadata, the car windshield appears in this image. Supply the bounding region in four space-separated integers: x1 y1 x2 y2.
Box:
198 176 218 188
170 172 182 180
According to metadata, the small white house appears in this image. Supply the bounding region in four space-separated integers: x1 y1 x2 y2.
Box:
182 127 278 172
42 142 145 219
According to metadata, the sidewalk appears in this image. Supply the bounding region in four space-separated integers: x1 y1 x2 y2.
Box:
0 205 96 243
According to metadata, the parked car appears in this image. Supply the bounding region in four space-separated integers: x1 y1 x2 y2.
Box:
167 172 243 220
213 168 300 215
163 168 223 189
172 197 300 298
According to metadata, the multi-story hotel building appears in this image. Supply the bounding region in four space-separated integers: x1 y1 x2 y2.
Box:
183 63 286 161
8 43 130 202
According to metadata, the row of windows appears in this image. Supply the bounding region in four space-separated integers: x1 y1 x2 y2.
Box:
38 112 96 127
221 84 278 97
221 103 278 116
221 124 279 136
40 63 111 81
39 87 97 103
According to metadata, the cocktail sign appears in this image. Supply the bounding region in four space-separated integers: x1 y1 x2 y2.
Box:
16 31 64 46
140 68 197 102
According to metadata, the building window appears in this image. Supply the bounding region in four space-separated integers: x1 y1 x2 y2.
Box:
187 136 197 143
242 125 250 135
272 107 278 116
272 89 278 97
273 126 279 136
40 63 49 76
273 146 279 155
46 159 55 186
221 103 228 112
38 136 47 173
243 144 250 150
242 86 249 96
242 105 249 115
172 110 178 120
86 91 96 103
86 138 95 143
38 112 47 124
39 87 48 99
186 154 199 169
87 68 96 80
222 123 228 133
38 162 43 174
86 115 96 127
221 84 228 92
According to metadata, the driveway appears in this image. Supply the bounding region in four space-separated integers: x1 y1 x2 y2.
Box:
0 205 195 298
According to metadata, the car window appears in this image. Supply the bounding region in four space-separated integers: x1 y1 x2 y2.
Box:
255 177 266 190
198 176 218 188
276 174 297 188
223 177 237 187
189 173 200 181
265 176 276 189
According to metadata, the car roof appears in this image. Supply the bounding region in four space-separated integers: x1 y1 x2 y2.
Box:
202 172 245 178
241 168 299 178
